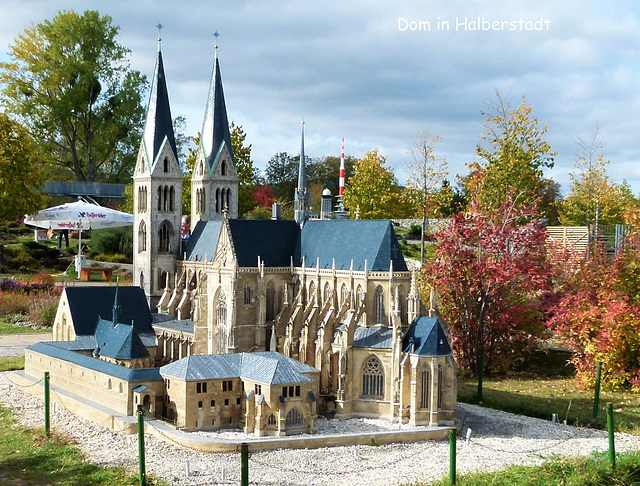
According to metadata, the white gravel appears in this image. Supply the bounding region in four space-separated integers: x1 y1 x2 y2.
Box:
1 371 639 485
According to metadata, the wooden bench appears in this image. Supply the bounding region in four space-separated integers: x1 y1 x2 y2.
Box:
80 267 113 281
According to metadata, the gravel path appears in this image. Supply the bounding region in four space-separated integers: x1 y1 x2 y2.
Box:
0 333 52 357
1 371 639 485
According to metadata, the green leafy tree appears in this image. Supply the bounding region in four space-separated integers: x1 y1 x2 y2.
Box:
0 112 45 221
404 129 447 263
0 10 146 183
307 155 357 195
468 93 556 218
265 152 299 202
230 122 258 217
343 149 403 219
559 133 637 226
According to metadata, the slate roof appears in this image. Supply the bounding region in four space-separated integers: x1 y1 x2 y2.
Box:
95 321 150 361
160 352 318 385
298 220 408 271
228 219 299 267
352 326 394 349
240 352 316 385
403 316 452 356
64 286 153 336
27 342 162 382
161 354 242 381
141 43 178 168
183 218 409 272
184 220 222 262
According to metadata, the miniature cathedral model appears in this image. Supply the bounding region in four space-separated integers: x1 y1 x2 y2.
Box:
25 34 457 436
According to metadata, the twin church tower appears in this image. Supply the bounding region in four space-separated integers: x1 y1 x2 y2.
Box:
133 37 239 304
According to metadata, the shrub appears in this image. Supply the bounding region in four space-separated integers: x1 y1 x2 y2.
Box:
32 271 55 285
28 292 60 327
0 292 30 315
408 224 422 238
91 227 133 260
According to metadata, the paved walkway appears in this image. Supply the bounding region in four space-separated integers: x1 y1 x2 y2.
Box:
0 333 52 357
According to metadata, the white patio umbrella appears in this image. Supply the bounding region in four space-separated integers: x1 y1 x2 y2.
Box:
24 200 134 276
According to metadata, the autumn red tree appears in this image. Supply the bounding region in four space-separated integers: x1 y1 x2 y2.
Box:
547 228 640 390
252 183 277 208
424 195 551 375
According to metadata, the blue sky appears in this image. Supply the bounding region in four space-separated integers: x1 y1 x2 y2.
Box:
1 0 639 194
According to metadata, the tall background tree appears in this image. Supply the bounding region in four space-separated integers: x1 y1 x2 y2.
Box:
404 129 447 262
559 132 637 226
467 93 557 220
0 10 146 183
343 149 405 219
0 112 44 221
230 122 258 217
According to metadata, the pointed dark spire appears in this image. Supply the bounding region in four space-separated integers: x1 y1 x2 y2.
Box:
112 280 120 326
201 37 234 172
141 33 178 168
294 121 310 226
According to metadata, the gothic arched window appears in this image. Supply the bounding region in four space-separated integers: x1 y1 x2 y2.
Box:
266 282 276 321
362 356 384 397
215 188 220 213
163 157 169 173
138 221 147 252
158 221 172 252
374 286 384 324
157 187 162 211
221 160 227 176
216 290 227 354
421 369 430 409
341 283 348 307
169 186 175 211
285 408 302 426
163 186 169 211
243 284 251 305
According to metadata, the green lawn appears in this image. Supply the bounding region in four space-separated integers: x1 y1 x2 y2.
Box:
0 404 163 485
426 450 640 486
0 356 25 372
458 349 640 434
0 316 52 335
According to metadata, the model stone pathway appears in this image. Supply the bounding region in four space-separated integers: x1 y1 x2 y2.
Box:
1 372 639 485
0 333 52 357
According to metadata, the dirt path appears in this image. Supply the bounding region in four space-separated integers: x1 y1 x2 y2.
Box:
0 333 51 357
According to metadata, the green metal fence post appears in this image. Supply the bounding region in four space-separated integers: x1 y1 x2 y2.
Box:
449 427 457 485
44 371 50 437
593 362 602 419
607 403 615 468
241 442 249 486
137 405 146 486
477 347 484 402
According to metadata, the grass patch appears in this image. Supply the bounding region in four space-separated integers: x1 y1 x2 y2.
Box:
0 356 25 371
459 350 640 434
426 450 640 486
0 404 164 485
0 315 51 335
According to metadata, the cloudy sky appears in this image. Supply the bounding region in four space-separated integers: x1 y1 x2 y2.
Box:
1 0 639 194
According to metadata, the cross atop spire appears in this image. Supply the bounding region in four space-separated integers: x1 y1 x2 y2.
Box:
156 22 164 44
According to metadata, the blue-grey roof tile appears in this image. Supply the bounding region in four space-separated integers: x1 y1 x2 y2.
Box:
403 316 452 356
298 220 407 271
184 220 223 262
26 342 162 382
353 326 394 349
